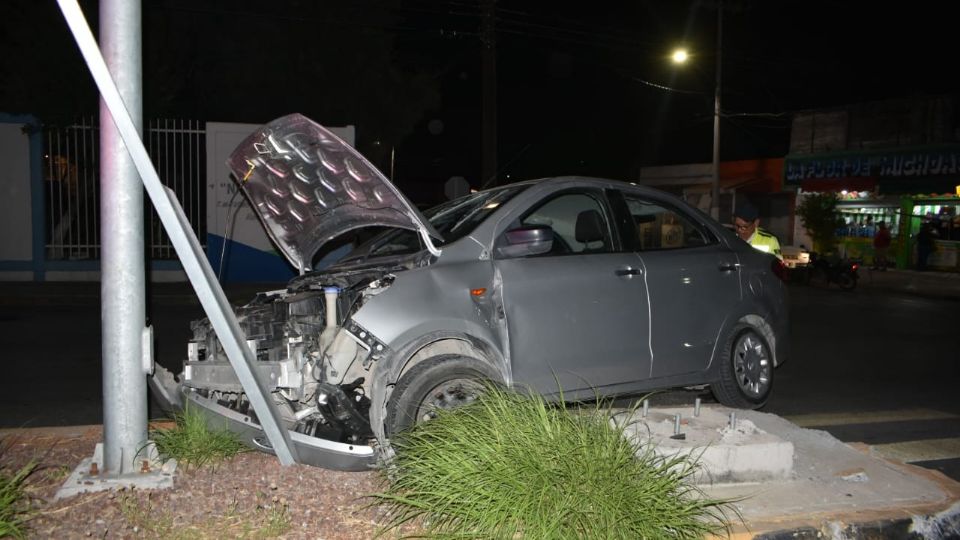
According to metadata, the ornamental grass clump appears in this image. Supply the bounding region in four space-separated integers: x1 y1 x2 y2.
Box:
149 404 249 469
0 457 36 539
372 385 737 539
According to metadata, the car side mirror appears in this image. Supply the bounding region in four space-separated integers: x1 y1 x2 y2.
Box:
495 225 555 258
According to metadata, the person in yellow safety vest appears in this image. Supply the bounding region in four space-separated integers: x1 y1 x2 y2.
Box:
732 202 783 260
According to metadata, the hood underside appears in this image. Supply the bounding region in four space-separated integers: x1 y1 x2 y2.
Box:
228 114 441 272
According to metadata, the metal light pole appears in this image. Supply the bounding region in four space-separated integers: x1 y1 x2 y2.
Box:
99 0 147 476
481 0 498 187
711 0 723 220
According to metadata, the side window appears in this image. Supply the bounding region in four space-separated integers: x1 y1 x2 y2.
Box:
521 192 613 255
622 194 714 251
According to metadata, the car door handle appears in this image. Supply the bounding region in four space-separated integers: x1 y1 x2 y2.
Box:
718 263 739 272
615 268 642 276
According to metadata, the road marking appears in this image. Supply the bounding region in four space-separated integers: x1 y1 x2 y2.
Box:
871 438 960 463
783 408 959 428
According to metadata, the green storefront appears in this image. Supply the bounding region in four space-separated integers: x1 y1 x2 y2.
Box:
786 145 960 272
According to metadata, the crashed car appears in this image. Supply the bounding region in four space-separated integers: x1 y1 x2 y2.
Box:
150 113 789 471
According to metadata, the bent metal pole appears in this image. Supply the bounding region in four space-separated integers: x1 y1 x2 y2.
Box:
57 0 298 465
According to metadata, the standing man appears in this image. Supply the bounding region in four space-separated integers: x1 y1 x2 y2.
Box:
733 202 782 260
916 222 935 271
872 221 891 270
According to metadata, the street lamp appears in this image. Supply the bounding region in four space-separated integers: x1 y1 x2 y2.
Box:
670 4 722 220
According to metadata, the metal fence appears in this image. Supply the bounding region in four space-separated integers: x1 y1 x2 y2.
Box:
43 118 206 260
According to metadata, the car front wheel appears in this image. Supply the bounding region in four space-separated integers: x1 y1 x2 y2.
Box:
711 325 774 409
385 354 501 436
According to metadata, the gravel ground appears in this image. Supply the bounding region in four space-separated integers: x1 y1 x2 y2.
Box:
1 427 406 539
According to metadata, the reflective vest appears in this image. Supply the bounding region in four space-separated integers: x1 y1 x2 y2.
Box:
747 228 783 260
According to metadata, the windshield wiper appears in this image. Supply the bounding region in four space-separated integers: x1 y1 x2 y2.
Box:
358 230 408 263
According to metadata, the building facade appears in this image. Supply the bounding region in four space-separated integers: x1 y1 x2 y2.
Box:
785 95 960 271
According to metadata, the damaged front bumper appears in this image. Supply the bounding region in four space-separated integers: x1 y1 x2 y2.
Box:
149 368 377 472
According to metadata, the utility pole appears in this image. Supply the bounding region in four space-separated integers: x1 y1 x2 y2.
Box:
481 0 497 186
710 0 723 220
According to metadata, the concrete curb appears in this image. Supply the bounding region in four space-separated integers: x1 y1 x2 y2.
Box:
0 422 174 440
699 408 960 540
742 501 960 540
722 456 960 539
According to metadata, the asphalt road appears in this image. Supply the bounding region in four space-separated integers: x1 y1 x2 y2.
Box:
2 283 958 478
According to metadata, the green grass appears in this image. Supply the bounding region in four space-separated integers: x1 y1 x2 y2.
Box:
0 458 37 539
148 404 249 469
371 385 737 539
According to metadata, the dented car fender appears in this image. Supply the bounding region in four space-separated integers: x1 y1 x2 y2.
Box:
350 245 511 441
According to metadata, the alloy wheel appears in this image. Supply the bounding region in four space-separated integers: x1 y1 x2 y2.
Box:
733 332 772 399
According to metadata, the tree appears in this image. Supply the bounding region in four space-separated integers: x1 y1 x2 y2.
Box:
795 192 843 253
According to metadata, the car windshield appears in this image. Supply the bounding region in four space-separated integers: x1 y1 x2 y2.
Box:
341 184 529 261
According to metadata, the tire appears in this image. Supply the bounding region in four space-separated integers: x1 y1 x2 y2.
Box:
386 354 502 435
711 325 774 409
810 267 830 288
837 273 857 290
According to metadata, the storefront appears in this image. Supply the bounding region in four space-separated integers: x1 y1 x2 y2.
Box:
904 195 960 270
786 145 960 271
832 191 901 265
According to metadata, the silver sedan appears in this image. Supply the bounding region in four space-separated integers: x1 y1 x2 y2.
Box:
152 114 789 470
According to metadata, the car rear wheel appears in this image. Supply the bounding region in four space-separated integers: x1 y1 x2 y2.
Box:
386 354 501 435
836 272 857 290
711 325 774 409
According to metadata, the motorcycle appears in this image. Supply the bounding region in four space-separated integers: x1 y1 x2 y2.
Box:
803 251 860 290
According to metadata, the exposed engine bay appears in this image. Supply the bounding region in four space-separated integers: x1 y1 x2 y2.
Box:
181 268 394 446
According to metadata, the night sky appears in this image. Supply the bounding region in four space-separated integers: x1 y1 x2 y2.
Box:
2 1 956 205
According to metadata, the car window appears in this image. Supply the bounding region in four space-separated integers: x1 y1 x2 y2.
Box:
621 194 714 251
520 191 613 255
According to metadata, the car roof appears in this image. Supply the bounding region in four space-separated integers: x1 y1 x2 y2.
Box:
482 176 698 206
483 176 661 193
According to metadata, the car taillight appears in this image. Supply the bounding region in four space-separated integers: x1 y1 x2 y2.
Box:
771 258 788 282
851 263 859 271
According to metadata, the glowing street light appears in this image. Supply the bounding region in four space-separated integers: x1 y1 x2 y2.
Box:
671 48 689 64
669 4 723 221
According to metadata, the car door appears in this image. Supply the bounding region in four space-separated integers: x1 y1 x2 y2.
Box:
494 188 652 396
615 190 741 378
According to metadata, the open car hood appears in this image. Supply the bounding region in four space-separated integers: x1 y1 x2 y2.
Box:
227 114 442 272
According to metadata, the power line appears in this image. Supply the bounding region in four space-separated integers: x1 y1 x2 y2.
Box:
496 6 652 46
724 111 790 118
632 77 705 96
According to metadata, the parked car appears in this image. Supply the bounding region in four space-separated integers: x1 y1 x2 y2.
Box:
782 244 813 283
781 245 811 270
150 114 789 470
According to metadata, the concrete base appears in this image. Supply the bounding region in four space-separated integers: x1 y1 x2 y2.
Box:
618 404 795 484
55 442 177 500
705 409 959 537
